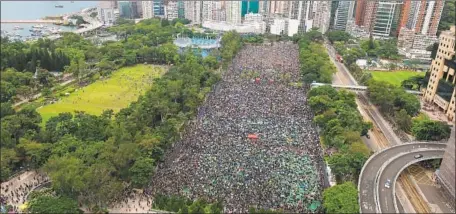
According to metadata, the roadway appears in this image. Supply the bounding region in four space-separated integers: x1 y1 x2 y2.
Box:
378 148 445 213
324 40 439 214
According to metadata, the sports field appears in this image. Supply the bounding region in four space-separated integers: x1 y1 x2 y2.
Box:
37 64 165 123
369 70 425 86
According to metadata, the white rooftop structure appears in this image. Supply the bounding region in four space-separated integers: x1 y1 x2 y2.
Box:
202 21 266 34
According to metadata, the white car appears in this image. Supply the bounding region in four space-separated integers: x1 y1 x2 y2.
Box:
385 179 391 188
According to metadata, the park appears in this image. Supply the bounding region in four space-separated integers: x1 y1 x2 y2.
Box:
369 70 425 87
37 64 165 123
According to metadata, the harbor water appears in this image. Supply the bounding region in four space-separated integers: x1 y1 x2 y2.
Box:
1 1 97 38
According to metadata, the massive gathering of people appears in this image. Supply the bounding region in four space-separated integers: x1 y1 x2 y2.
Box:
151 43 325 213
0 171 49 212
1 43 325 213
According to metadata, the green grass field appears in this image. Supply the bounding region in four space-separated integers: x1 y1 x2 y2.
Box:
37 64 165 124
369 70 425 86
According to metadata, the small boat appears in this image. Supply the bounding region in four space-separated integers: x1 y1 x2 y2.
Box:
32 24 45 29
13 26 24 30
55 4 64 8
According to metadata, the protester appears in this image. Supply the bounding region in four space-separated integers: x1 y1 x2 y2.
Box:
150 43 325 213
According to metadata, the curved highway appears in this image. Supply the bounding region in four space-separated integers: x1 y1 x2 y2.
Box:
377 149 445 213
359 142 447 213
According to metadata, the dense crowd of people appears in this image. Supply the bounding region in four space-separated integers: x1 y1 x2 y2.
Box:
151 43 325 213
0 170 49 212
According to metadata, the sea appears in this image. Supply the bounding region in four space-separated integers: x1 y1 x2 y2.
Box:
1 1 98 38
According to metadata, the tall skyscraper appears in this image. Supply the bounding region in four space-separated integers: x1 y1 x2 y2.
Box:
184 1 202 24
259 0 289 16
312 1 332 34
288 1 314 33
397 0 444 37
242 0 259 17
424 26 455 121
371 1 402 37
153 0 165 17
97 1 119 25
333 1 356 31
165 0 179 20
354 0 377 32
226 1 242 24
142 1 153 19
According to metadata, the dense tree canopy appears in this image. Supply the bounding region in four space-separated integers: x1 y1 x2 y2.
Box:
153 194 223 214
439 1 455 33
327 31 351 44
298 31 336 83
360 37 400 60
308 86 371 183
0 23 240 212
27 195 82 214
411 118 451 141
323 182 359 214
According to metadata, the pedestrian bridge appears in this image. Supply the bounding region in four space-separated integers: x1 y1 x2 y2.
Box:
310 82 423 95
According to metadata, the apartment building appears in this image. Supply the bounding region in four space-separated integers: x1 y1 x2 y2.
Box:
371 1 402 38
226 1 242 24
354 0 377 32
424 26 456 121
398 0 444 36
142 1 154 19
288 1 313 33
312 1 331 34
333 0 356 31
165 1 179 20
259 0 289 17
97 1 119 26
184 1 202 24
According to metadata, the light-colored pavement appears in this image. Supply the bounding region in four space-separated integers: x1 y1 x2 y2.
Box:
13 78 75 107
324 41 450 214
358 143 447 213
378 149 445 213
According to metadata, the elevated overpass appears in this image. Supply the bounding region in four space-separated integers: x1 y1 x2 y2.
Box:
310 82 423 95
359 142 446 213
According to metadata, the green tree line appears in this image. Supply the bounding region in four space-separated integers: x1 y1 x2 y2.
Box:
0 21 242 212
308 86 372 213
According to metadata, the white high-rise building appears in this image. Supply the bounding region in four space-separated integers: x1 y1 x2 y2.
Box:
225 1 242 24
165 1 179 20
288 0 313 33
97 1 119 26
333 1 356 31
270 18 286 35
372 1 402 38
287 19 300 36
184 1 202 24
312 1 331 34
259 1 289 17
142 1 154 19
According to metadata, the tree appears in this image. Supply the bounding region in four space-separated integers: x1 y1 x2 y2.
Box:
15 85 34 100
327 150 367 182
129 157 155 188
0 102 15 119
44 156 86 197
323 182 359 214
0 81 16 102
438 1 455 32
395 109 412 133
412 119 451 141
27 195 82 214
327 31 351 44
